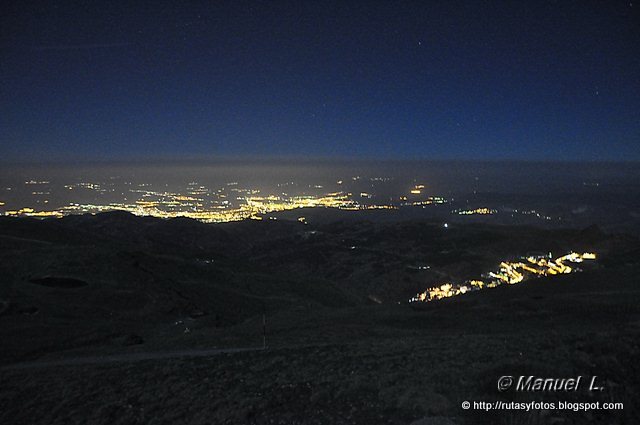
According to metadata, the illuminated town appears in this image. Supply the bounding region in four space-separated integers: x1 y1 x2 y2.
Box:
0 176 571 226
2 191 363 222
409 252 597 303
454 207 497 215
0 178 415 223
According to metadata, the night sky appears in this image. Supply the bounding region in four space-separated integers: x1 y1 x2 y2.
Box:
1 1 639 161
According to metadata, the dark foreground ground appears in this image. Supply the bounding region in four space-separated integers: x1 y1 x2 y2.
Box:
1 212 639 424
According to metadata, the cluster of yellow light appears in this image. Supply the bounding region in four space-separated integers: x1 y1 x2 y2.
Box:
410 184 426 195
64 182 102 190
3 191 380 223
135 200 160 208
456 207 497 215
244 193 356 214
469 280 485 289
173 195 201 201
6 207 31 214
0 201 5 206
363 204 397 210
490 262 525 284
410 252 597 303
410 283 471 302
4 207 63 218
400 196 447 207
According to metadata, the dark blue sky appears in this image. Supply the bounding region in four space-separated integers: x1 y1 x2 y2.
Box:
1 1 639 161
